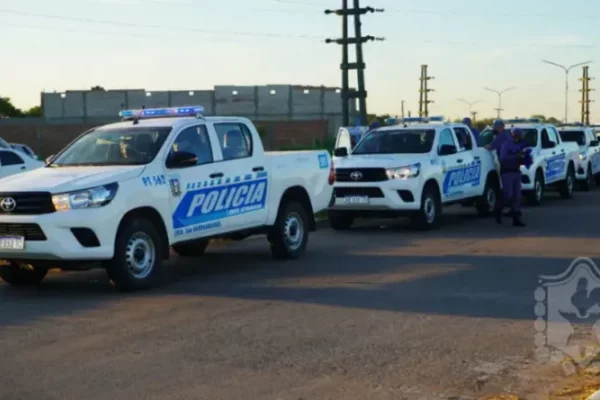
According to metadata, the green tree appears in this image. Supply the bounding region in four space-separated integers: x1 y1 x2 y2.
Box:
0 97 23 118
23 106 41 117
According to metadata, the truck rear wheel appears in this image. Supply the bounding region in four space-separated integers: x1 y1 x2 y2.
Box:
559 164 575 199
410 184 441 230
269 201 309 260
328 210 354 230
172 239 210 257
0 262 48 286
106 218 164 292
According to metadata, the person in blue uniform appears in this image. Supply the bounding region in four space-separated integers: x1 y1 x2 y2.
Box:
485 119 508 151
495 127 529 227
462 117 479 143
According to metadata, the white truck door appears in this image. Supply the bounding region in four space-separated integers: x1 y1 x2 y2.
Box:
0 150 27 178
436 128 464 201
540 128 564 184
165 124 228 240
587 130 600 174
209 121 269 231
452 126 480 198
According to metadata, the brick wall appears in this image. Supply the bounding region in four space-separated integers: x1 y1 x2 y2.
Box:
0 119 329 156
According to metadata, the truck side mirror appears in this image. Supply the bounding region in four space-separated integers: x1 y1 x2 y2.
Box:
591 140 599 147
333 147 348 157
542 141 556 149
438 144 457 156
45 154 55 164
166 151 197 168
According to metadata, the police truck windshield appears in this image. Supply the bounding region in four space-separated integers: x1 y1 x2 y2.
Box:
479 129 538 147
51 127 172 166
559 130 586 146
352 129 436 155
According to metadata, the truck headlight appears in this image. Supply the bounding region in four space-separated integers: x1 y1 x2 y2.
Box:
386 163 420 179
52 182 119 211
580 153 587 161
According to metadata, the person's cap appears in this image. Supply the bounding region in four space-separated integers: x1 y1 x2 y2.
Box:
493 119 505 128
511 127 523 137
462 117 472 125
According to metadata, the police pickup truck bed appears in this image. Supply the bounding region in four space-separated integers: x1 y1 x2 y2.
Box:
0 106 334 291
328 117 500 230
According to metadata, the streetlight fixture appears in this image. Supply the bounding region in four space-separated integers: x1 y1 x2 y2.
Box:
457 98 482 113
484 87 516 119
541 59 592 123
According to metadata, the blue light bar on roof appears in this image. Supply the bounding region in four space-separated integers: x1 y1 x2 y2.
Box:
386 118 397 125
119 106 204 119
392 116 445 124
506 118 541 124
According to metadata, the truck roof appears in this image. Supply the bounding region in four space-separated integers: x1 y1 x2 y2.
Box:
96 115 252 131
377 122 469 131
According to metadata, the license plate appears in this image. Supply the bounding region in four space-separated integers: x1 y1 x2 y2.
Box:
343 196 369 205
0 236 24 250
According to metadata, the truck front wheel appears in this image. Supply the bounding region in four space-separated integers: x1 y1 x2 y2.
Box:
107 218 165 292
410 184 441 230
269 201 309 260
328 210 354 230
0 262 48 286
172 239 210 257
559 164 575 199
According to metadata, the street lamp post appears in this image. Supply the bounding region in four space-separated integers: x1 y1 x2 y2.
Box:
542 59 592 123
457 98 482 113
484 87 515 119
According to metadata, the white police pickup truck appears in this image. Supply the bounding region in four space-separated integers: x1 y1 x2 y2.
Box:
0 106 334 291
328 116 500 230
479 119 579 205
558 124 600 190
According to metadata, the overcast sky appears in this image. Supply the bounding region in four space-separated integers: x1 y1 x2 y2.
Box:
1 0 599 121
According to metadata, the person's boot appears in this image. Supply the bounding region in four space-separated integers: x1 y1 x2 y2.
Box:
503 210 512 217
494 208 502 224
512 211 525 227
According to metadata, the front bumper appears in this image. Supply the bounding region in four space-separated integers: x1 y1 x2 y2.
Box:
329 179 423 212
519 166 536 191
0 206 122 261
575 159 588 181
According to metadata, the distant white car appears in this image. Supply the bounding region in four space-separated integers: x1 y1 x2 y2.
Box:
10 143 38 160
557 125 600 190
0 148 44 179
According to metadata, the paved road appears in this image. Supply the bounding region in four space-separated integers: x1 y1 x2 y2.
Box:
1 190 599 400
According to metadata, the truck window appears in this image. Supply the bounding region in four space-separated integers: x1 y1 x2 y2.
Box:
214 123 253 160
541 129 556 147
453 127 472 151
352 129 435 154
169 125 213 166
547 127 560 144
559 130 586 146
51 127 172 166
0 150 24 166
437 128 457 154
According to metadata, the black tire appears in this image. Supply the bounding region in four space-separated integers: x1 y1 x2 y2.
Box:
327 210 354 230
595 173 600 187
559 164 575 199
580 164 593 191
172 239 210 257
106 218 165 292
476 175 500 217
0 262 48 286
410 183 441 230
525 170 544 206
269 201 309 260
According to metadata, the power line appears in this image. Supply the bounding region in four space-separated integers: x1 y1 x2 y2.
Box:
0 8 324 40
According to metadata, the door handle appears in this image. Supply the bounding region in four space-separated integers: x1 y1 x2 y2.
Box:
474 156 480 160
252 166 264 172
20 166 25 170
209 172 224 178
561 149 565 153
552 152 556 155
456 159 463 163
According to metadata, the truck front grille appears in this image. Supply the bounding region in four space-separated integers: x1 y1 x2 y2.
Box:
0 192 55 215
0 223 47 241
335 187 384 198
335 168 388 182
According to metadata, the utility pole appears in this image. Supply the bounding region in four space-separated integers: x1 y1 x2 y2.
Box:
471 111 478 122
401 100 405 118
579 65 594 125
457 98 482 115
485 87 515 119
542 59 592 123
419 65 434 117
325 1 384 126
